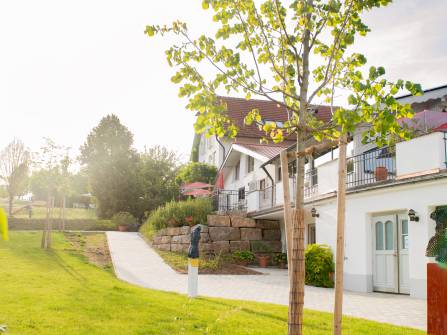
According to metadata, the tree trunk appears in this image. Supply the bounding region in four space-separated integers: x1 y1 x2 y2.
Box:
280 150 293 279
8 194 13 216
41 194 50 249
62 196 66 231
333 136 347 335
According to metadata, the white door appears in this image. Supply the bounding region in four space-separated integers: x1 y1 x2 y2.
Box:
398 215 410 294
373 215 398 293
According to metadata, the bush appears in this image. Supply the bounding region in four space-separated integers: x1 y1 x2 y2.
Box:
141 198 213 232
305 244 335 288
274 252 287 264
233 250 255 263
111 212 135 227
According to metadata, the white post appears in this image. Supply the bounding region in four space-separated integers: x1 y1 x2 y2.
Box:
188 258 199 298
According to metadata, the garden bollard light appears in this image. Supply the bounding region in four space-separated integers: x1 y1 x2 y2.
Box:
187 224 201 298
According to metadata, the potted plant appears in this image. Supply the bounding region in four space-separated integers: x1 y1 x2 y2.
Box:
274 253 288 269
112 212 135 232
232 250 255 266
374 166 388 181
252 241 272 268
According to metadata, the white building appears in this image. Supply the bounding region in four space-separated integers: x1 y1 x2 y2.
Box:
213 86 447 299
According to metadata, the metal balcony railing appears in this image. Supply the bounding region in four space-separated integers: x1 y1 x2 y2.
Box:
212 189 247 213
346 146 396 189
259 185 275 209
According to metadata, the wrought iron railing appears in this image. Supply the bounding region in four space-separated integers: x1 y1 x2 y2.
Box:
346 146 396 189
212 189 247 213
259 185 275 209
304 168 318 198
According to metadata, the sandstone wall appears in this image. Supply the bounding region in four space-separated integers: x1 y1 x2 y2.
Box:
151 214 281 255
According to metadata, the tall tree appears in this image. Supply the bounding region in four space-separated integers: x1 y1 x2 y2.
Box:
146 1 421 334
137 146 180 220
0 139 30 216
80 114 142 219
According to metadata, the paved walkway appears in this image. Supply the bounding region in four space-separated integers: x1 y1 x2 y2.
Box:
106 232 426 330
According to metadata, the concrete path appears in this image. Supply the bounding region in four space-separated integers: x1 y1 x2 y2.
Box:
107 232 426 330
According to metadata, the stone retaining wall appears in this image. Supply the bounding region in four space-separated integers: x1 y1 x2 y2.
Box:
151 214 282 255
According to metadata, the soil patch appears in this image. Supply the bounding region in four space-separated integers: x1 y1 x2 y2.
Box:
65 232 112 269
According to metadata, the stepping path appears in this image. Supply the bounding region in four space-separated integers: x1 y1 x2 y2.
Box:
107 232 426 330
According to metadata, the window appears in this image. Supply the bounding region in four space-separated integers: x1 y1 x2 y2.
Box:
259 179 266 190
247 156 255 173
288 160 297 176
401 219 409 249
385 220 394 250
375 222 384 250
238 187 245 200
234 161 240 181
277 166 282 182
308 223 316 245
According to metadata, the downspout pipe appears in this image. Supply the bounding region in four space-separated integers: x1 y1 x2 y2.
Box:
262 165 275 207
444 132 447 169
215 135 226 170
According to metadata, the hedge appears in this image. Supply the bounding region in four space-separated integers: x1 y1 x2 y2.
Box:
305 244 335 288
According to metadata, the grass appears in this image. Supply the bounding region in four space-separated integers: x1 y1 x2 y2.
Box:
0 232 425 335
157 249 225 272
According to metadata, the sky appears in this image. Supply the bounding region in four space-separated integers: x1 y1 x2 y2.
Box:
1 0 446 163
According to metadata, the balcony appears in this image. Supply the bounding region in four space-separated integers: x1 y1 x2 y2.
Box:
212 189 247 213
216 131 447 214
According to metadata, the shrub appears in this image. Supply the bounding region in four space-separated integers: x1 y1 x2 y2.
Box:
111 212 135 227
305 244 335 288
141 198 213 232
274 252 287 264
233 250 255 263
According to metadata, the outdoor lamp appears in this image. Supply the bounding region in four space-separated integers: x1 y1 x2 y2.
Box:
311 207 319 218
408 209 419 222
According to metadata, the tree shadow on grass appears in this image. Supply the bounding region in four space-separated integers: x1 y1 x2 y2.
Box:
197 297 287 323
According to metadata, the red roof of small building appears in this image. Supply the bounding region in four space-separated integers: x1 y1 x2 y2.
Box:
217 96 332 139
180 182 213 191
434 122 447 132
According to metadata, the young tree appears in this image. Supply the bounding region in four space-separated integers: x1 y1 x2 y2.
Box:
0 139 31 216
80 114 142 219
146 1 421 334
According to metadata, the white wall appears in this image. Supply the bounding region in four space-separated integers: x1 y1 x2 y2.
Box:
396 132 446 177
314 178 447 298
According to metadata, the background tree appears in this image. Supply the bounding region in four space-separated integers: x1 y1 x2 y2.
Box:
136 146 180 221
175 162 217 185
80 114 143 219
0 139 31 215
146 1 421 334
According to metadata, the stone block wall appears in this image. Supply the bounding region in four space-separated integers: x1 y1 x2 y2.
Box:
151 214 282 256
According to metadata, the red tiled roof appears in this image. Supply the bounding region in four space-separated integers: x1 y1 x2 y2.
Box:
235 142 290 160
434 123 447 132
217 96 332 139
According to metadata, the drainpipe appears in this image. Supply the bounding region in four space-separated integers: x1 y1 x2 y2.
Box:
215 135 226 170
262 165 275 207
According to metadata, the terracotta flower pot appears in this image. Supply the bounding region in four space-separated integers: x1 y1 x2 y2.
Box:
185 216 194 225
257 255 270 268
118 225 128 232
375 166 388 181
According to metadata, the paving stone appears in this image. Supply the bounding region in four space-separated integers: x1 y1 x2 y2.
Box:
240 228 262 241
263 229 281 241
207 215 231 227
231 216 256 228
212 241 231 253
230 240 250 252
209 227 240 241
256 220 280 229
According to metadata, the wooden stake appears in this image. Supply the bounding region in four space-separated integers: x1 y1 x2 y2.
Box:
280 150 293 278
333 135 347 335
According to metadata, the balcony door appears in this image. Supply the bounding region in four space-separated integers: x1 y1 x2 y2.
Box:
372 214 410 294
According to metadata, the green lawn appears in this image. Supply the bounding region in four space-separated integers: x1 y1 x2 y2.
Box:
0 232 425 335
